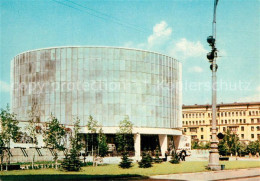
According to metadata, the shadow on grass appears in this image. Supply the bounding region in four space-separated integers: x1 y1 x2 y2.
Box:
0 174 148 181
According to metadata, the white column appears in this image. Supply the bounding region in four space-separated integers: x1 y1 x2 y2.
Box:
159 134 167 158
134 133 141 160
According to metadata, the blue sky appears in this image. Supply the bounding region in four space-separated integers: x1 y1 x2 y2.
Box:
0 0 259 109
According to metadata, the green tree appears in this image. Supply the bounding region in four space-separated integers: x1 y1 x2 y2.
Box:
61 118 83 171
86 115 98 166
191 140 200 149
26 103 41 169
238 141 248 156
138 149 153 168
247 140 260 155
218 129 240 156
153 146 162 163
118 151 132 169
43 115 66 169
169 143 180 164
116 117 134 169
116 118 134 152
87 116 98 154
0 105 20 171
98 128 108 158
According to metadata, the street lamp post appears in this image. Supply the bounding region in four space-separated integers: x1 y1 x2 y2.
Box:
207 0 221 171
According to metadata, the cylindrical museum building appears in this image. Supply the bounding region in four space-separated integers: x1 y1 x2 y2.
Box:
11 46 182 158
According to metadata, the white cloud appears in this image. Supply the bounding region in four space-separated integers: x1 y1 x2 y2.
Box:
123 21 208 61
257 85 260 92
237 94 260 102
237 85 260 102
188 66 203 73
168 38 207 59
0 80 10 92
147 21 172 48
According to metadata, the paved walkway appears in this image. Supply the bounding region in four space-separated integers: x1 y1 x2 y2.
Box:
149 168 260 181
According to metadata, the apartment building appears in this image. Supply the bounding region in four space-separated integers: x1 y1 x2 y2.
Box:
182 102 260 143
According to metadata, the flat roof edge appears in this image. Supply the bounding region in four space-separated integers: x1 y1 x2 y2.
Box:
13 46 180 63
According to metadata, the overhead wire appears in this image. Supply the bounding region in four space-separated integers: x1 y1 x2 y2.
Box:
52 0 149 34
65 0 150 33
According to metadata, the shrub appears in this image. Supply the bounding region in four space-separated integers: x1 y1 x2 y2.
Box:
169 150 180 164
153 146 162 163
119 151 132 169
139 150 153 168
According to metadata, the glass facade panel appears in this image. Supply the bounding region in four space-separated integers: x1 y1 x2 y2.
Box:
11 47 182 129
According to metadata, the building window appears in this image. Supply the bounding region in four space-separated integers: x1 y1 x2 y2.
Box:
221 112 223 117
183 121 185 125
221 120 223 124
257 126 260 131
258 134 260 139
223 127 226 132
232 119 234 124
251 134 254 139
240 112 242 116
229 127 238 132
243 119 246 123
183 114 184 118
201 135 204 139
251 126 254 131
190 128 197 133
241 126 244 131
251 119 254 124
236 112 238 116
236 119 238 123
243 111 246 116
240 119 242 123
199 121 201 124
257 118 260 123
186 121 188 125
203 120 205 124
225 120 227 124
184 128 187 132
196 121 198 125
241 134 244 139
210 135 212 139
201 128 203 132
191 135 197 139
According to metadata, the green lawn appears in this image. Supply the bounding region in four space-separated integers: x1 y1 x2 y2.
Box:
0 161 259 180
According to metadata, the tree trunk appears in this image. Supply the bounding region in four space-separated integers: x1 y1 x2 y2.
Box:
55 159 58 170
92 135 94 166
54 150 58 170
1 151 4 171
32 149 35 169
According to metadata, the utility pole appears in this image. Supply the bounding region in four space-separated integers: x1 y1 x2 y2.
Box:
207 0 221 171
